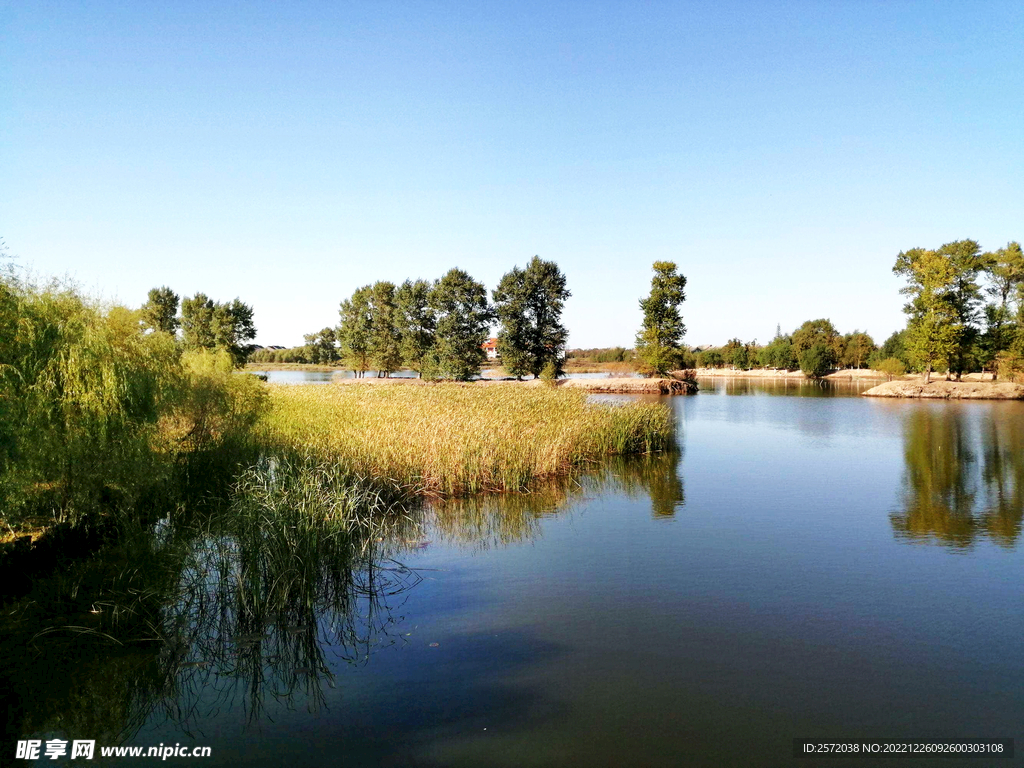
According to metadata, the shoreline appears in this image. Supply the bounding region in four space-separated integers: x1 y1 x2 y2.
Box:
862 379 1024 400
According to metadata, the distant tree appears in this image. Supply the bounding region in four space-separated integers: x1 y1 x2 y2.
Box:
141 287 179 334
635 262 687 377
677 347 697 369
878 330 908 364
212 298 257 366
395 279 435 377
303 327 339 364
760 335 797 369
894 247 961 383
338 286 373 377
695 348 723 369
725 338 748 369
180 293 217 350
792 319 841 368
424 268 492 381
368 281 403 377
799 344 833 378
841 331 876 369
179 293 255 366
493 256 571 379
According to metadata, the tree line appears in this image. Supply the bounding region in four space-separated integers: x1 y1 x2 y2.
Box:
267 257 572 381
254 259 691 380
140 287 257 367
604 239 1024 382
691 322 890 377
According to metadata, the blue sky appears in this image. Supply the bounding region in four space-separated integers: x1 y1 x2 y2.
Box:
2 1 1022 348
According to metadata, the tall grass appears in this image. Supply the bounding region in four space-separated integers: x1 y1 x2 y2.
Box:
262 383 673 496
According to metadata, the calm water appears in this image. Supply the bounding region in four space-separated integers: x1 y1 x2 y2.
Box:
7 381 1024 767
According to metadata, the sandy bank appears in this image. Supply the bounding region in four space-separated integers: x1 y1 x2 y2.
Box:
862 379 1024 400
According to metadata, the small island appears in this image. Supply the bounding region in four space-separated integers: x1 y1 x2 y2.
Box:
862 377 1024 400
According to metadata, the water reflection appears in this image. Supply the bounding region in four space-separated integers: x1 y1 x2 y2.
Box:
1 500 419 746
696 376 876 397
892 407 1024 549
1 449 684 747
427 450 685 548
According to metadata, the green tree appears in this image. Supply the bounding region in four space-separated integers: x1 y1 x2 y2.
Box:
338 286 373 377
799 344 833 378
723 338 749 369
140 287 180 335
938 239 986 378
368 281 403 377
303 328 339 364
695 348 723 368
211 298 257 366
493 256 571 379
877 357 907 381
492 268 533 379
760 335 796 370
792 319 841 368
180 293 217 350
395 279 435 377
424 268 492 381
982 241 1024 375
877 330 908 365
635 261 687 376
894 247 961 383
841 331 876 369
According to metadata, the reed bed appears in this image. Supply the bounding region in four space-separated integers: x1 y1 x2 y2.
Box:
261 384 673 496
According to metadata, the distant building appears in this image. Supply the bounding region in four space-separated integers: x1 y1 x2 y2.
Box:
482 337 499 360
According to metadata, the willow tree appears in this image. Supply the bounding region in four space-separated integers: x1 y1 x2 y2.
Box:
894 247 961 383
635 261 687 377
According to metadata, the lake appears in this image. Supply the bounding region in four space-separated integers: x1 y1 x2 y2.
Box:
6 379 1023 767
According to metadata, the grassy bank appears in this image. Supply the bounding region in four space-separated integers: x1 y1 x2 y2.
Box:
262 383 673 496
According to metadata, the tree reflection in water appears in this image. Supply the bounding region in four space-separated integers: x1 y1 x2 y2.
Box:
1 448 684 746
891 406 1024 549
1 480 420 745
426 449 685 548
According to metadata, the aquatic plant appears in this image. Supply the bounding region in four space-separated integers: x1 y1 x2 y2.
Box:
261 383 673 497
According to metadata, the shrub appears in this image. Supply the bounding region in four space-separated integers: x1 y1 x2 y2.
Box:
539 361 559 385
996 352 1024 383
876 357 907 381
